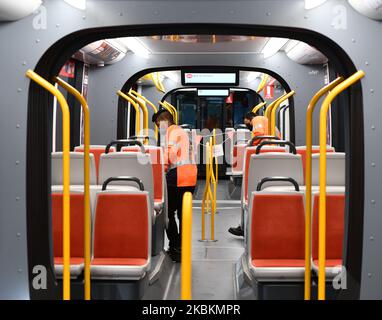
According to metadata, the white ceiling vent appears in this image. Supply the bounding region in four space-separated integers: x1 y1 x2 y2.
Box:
348 0 382 20
286 42 328 65
0 0 42 21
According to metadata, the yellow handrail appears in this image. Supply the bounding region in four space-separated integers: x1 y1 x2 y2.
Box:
54 76 92 300
151 72 166 93
129 89 158 140
318 70 365 300
117 91 141 137
26 70 71 300
252 101 267 114
181 192 193 300
164 101 178 125
158 101 176 121
127 92 149 144
256 73 269 93
270 90 296 136
264 93 286 120
303 76 344 300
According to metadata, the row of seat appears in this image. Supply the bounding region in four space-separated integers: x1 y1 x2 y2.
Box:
51 144 167 281
239 140 345 288
247 189 344 282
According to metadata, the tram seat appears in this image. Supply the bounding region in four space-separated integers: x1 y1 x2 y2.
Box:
74 145 116 183
296 146 335 182
51 152 97 186
225 128 235 167
98 152 155 218
312 191 345 278
247 190 306 281
243 153 304 211
121 146 164 213
232 143 247 175
51 191 85 278
311 153 345 186
241 146 286 203
90 189 151 280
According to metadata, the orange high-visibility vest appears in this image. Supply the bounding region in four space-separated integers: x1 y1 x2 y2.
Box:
250 116 281 145
164 125 197 187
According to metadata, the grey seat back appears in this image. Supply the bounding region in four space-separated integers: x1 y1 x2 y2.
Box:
247 153 303 198
51 152 97 186
312 152 345 186
98 152 154 206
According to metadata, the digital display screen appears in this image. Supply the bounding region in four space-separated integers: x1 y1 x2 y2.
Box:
182 71 238 85
197 89 230 97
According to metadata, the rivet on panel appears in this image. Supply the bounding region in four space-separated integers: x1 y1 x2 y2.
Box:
304 15 308 19
35 39 40 43
351 38 356 43
56 24 60 28
370 89 374 94
16 197 20 201
119 12 123 16
16 124 21 128
365 61 370 66
368 273 372 278
16 233 21 238
82 15 86 20
17 88 22 93
18 269 22 273
371 126 375 130
22 61 27 66
15 161 20 165
371 200 375 204
153 11 159 15
371 162 376 167
369 236 374 241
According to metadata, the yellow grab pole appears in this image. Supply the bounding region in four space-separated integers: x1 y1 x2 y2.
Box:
26 70 71 300
164 101 178 125
318 70 365 300
271 90 296 136
128 92 148 142
158 101 175 118
264 93 286 121
304 77 344 300
181 192 193 300
55 77 92 300
256 73 269 93
129 90 158 140
117 91 141 137
210 137 215 241
252 101 267 114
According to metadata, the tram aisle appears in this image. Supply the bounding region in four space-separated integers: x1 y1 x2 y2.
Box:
166 180 244 299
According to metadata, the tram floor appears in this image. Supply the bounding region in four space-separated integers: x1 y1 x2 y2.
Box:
165 195 244 300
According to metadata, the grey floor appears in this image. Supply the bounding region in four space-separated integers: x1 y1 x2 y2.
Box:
166 180 244 300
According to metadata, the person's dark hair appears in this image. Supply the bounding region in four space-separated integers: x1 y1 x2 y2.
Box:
244 112 256 121
152 108 174 124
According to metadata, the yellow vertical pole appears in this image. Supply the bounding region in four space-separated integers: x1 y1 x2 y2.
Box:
26 70 71 300
181 192 193 300
210 137 215 241
318 70 365 300
117 91 141 137
128 92 148 143
264 93 286 122
270 90 296 136
54 77 92 300
129 90 158 140
304 77 343 300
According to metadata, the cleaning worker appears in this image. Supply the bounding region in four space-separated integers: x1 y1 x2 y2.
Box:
152 109 197 262
228 111 280 237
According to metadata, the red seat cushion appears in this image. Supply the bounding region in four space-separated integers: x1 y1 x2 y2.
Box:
313 259 342 268
92 193 149 263
52 193 84 261
297 147 334 183
54 257 84 265
252 259 305 267
91 258 147 266
251 194 305 261
312 194 345 263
